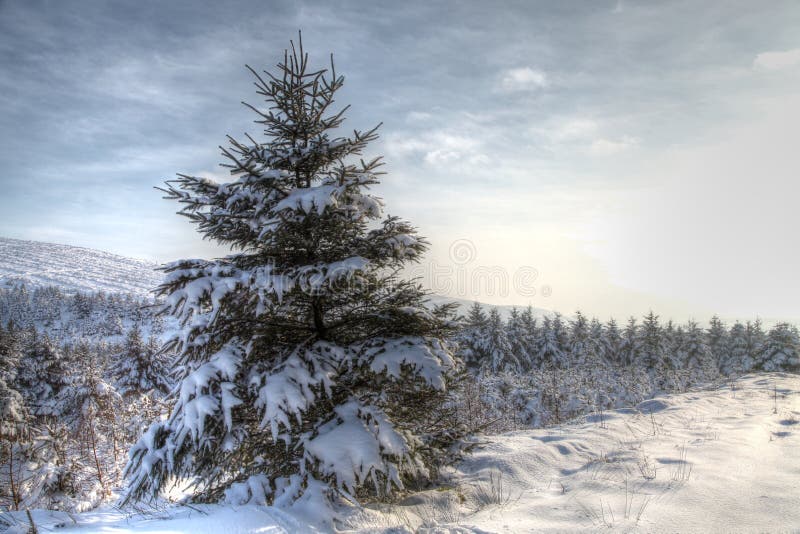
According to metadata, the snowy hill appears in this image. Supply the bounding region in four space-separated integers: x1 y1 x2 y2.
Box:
0 236 549 316
0 237 162 296
6 373 798 533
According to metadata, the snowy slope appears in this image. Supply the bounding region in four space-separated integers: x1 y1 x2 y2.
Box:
0 237 162 296
5 373 798 533
358 372 800 533
0 237 550 317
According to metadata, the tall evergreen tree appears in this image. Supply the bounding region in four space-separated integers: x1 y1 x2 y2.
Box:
125 37 458 508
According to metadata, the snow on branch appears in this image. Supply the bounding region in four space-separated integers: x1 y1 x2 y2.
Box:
174 342 244 443
251 341 345 439
361 336 455 390
302 400 407 494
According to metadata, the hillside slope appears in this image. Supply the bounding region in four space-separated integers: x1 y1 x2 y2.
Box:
0 237 161 295
0 236 549 317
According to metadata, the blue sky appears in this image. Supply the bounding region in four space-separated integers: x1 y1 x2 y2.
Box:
2 0 800 322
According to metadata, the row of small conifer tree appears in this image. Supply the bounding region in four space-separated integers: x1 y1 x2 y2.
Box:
457 303 800 377
0 322 171 511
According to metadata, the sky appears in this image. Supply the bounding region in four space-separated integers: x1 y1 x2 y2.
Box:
1 0 799 323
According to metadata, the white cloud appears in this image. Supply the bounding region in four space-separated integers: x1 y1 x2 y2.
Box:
753 48 800 71
406 111 433 122
500 67 548 92
589 136 639 156
386 130 489 168
423 149 460 165
553 119 599 141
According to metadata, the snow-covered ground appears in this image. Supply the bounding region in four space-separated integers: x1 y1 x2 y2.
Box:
4 372 797 533
0 237 161 296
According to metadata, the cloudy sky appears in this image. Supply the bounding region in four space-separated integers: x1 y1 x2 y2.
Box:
2 0 799 322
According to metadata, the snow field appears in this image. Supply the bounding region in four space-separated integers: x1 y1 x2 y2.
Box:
3 373 798 533
350 372 800 533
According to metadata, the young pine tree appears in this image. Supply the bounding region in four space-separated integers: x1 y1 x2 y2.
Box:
506 308 531 370
706 315 729 371
637 311 666 373
619 317 639 367
114 325 171 399
484 308 517 373
0 320 21 384
723 322 752 375
15 332 63 416
567 311 591 366
59 341 121 497
125 37 458 508
456 302 489 369
603 318 623 365
757 323 800 372
0 376 30 511
744 319 766 367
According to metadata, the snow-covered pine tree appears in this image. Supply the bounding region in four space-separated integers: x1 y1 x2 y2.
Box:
723 322 752 375
587 318 606 363
0 320 21 384
15 331 65 417
124 37 458 509
637 312 665 372
567 311 591 366
757 323 800 372
619 317 639 367
662 320 677 357
456 302 489 369
59 341 120 497
536 314 568 369
114 325 171 399
603 318 622 364
483 308 517 373
706 315 729 371
678 320 715 380
0 376 30 511
662 320 690 384
519 306 539 369
506 308 531 371
113 327 173 447
744 319 766 368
